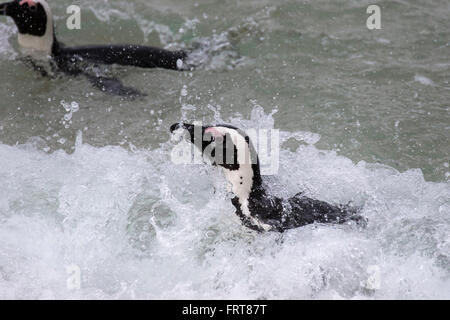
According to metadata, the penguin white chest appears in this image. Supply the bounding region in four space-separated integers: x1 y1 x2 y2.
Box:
222 164 253 202
18 33 53 56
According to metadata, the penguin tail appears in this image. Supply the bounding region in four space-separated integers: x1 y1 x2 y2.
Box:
288 195 367 228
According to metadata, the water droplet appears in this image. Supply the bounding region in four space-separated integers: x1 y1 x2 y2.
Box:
64 113 72 121
71 101 79 112
177 59 184 69
181 86 188 97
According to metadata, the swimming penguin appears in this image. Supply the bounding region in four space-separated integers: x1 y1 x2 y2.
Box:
0 0 188 96
170 123 366 232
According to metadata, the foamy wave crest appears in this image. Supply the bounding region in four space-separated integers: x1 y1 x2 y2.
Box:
0 106 448 299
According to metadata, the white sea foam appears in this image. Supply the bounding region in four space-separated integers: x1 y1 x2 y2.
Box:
0 108 448 299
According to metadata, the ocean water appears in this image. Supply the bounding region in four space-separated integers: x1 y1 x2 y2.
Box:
0 0 449 299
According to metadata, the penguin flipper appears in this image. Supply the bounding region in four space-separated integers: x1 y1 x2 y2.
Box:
53 55 145 98
85 74 145 99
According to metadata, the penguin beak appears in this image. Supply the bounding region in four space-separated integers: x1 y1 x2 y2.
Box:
0 1 13 16
170 122 213 152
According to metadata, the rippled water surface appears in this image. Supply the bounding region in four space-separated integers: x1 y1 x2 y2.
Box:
0 0 449 299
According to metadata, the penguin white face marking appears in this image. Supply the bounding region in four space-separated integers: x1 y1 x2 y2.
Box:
0 0 54 55
170 123 272 232
204 126 255 201
204 126 271 231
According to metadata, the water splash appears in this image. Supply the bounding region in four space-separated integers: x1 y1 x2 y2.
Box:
60 101 80 128
1 106 448 299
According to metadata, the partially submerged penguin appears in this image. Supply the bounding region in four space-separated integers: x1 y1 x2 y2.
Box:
0 0 188 96
170 123 366 232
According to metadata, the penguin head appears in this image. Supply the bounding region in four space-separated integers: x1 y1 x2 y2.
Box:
170 123 262 201
0 0 54 54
